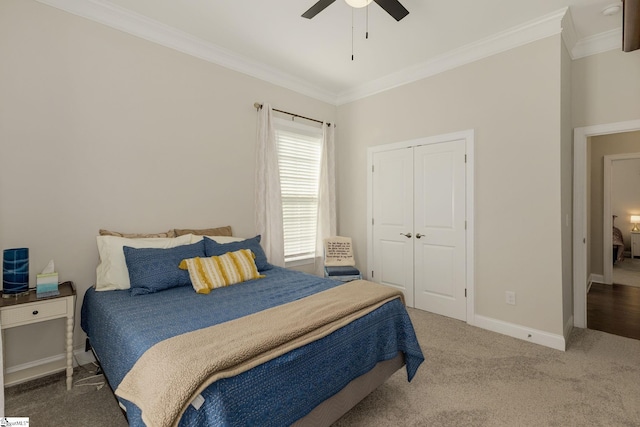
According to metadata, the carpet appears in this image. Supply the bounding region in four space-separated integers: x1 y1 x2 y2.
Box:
613 258 640 288
4 364 127 426
5 308 640 426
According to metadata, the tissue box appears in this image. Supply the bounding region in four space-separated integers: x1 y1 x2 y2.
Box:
36 272 59 298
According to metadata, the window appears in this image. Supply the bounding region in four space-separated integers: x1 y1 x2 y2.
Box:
274 118 323 265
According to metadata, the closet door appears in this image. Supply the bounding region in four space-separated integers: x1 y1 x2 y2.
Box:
413 140 467 321
372 148 415 307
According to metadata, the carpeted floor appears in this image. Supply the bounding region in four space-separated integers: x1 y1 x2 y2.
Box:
5 308 640 426
4 363 127 426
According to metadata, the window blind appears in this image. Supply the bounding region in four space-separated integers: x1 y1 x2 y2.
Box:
275 121 323 263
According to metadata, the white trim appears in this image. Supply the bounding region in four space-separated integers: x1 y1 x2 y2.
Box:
74 348 97 367
603 155 613 284
37 1 577 106
35 2 620 105
3 346 96 386
3 346 91 386
561 8 621 61
366 129 475 321
564 315 574 344
603 152 640 284
590 273 604 286
571 28 622 60
561 8 579 56
473 315 566 351
34 0 338 104
4 353 66 377
573 119 640 328
337 8 567 104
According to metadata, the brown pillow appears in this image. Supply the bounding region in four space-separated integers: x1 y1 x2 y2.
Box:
173 226 232 237
99 229 176 238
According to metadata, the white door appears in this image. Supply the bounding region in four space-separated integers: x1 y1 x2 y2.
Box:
413 140 467 320
372 148 415 307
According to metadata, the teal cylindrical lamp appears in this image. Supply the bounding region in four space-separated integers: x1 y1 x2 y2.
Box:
3 248 30 297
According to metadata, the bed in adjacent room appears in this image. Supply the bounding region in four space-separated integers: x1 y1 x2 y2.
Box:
613 215 625 264
81 231 424 427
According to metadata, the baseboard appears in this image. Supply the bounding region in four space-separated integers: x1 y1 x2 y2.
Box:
74 348 97 366
564 315 574 345
4 346 96 387
471 315 566 351
590 273 604 286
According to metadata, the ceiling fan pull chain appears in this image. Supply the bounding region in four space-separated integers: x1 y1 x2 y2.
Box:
366 3 369 39
351 8 354 60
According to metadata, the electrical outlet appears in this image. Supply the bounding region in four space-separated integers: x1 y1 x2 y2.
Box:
505 291 516 305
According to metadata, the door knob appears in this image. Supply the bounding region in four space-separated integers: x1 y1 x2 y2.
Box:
400 232 412 238
416 233 424 239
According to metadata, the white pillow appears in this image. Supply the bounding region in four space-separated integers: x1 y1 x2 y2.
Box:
191 235 246 244
95 234 193 291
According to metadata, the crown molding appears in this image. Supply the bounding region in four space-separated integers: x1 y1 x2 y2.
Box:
561 7 579 56
571 28 622 59
35 1 623 106
35 0 338 104
336 8 568 104
561 7 621 60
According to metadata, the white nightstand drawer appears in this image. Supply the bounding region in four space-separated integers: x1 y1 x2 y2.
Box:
632 233 640 259
1 299 68 327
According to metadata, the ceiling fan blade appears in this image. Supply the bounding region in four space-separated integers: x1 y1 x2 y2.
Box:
302 0 337 19
374 0 409 21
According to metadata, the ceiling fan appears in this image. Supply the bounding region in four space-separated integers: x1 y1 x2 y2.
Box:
302 0 409 22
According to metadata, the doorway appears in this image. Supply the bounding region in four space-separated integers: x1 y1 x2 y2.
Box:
573 120 640 330
603 152 640 286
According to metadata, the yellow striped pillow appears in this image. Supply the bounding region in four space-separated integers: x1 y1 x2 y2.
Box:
179 249 265 294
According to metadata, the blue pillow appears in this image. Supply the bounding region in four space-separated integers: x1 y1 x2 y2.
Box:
124 241 206 296
204 235 272 272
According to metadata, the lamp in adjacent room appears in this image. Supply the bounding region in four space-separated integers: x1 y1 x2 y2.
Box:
3 248 30 297
631 215 640 232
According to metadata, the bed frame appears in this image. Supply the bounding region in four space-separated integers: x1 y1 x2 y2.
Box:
294 353 404 426
88 340 404 426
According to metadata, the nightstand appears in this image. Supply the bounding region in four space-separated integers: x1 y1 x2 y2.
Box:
0 281 75 390
631 232 640 259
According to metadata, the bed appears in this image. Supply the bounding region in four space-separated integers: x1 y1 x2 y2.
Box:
81 232 424 427
613 215 625 264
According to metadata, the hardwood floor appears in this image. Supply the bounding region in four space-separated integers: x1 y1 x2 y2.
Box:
587 282 640 340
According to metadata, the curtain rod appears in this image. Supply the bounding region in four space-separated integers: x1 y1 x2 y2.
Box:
253 102 332 127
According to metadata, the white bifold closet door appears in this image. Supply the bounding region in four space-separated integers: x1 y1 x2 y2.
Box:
371 147 415 307
372 140 466 321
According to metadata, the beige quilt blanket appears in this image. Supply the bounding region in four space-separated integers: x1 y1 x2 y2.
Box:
115 280 404 427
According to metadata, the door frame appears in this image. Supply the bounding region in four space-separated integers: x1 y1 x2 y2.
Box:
603 152 640 285
573 119 640 328
367 129 475 323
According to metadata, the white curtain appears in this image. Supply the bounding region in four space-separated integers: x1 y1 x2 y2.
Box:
315 123 337 275
255 103 285 267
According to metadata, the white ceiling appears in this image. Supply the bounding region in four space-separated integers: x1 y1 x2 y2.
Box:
43 0 625 103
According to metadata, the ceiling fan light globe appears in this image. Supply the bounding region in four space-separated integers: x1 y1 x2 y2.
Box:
345 0 373 8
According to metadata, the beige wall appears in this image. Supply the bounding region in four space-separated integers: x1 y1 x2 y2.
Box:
0 0 336 369
572 49 640 128
337 36 565 335
588 131 640 277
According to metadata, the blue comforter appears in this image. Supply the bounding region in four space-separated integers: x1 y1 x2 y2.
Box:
81 267 424 426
